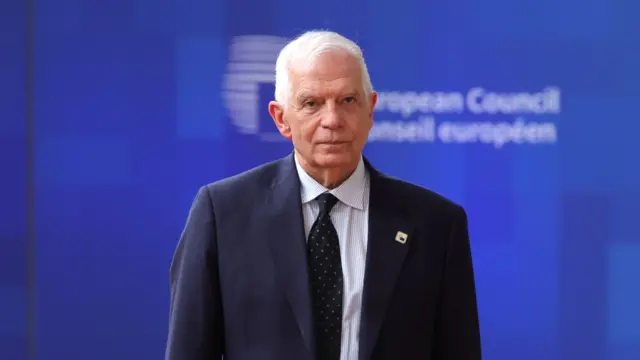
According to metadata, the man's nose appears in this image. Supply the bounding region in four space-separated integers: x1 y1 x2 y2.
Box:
320 101 342 128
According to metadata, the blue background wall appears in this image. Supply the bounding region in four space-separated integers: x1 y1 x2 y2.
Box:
2 0 640 359
1 1 28 359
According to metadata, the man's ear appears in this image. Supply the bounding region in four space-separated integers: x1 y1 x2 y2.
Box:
368 91 378 119
268 101 292 139
365 91 378 131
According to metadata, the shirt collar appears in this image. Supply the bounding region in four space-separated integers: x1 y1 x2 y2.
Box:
294 154 368 210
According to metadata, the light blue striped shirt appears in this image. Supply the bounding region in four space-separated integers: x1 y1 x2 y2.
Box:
294 154 370 360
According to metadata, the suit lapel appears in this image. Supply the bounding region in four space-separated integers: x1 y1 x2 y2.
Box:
265 154 315 357
264 154 413 359
359 161 414 360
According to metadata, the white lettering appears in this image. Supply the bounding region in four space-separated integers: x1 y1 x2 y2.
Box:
466 87 561 115
375 91 464 117
437 118 557 148
374 87 561 117
369 117 436 142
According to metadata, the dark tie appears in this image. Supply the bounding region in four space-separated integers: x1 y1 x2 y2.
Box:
307 193 343 360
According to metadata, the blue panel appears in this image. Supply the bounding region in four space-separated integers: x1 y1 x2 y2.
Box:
175 0 226 35
0 137 27 237
611 196 640 243
0 0 27 238
176 36 227 140
0 236 26 285
558 194 610 360
560 96 640 193
132 0 178 33
467 0 613 41
34 0 82 33
608 244 640 343
609 343 640 360
0 1 28 359
0 286 26 335
134 0 226 35
36 136 131 187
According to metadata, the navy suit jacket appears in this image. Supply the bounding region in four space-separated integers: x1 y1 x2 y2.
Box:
165 153 481 360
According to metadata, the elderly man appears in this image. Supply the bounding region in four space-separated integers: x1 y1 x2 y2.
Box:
165 30 481 360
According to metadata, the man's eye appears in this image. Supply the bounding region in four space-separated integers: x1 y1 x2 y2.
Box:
343 97 355 104
304 101 316 107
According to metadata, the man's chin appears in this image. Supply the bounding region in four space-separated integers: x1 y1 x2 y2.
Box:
313 152 355 168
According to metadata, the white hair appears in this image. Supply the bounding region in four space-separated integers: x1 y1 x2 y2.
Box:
274 30 374 107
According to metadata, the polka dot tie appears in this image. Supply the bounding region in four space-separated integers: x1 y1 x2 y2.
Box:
307 193 343 360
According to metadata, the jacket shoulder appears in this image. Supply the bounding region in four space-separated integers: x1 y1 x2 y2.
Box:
378 173 465 216
197 157 285 208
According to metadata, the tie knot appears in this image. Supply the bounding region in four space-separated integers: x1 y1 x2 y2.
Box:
317 193 338 216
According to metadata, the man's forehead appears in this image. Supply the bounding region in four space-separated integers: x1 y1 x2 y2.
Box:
290 67 362 96
293 78 361 98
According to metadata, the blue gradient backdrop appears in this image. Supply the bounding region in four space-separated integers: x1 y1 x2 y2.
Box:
2 0 639 359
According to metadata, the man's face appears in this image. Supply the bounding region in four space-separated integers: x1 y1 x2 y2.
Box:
269 51 377 171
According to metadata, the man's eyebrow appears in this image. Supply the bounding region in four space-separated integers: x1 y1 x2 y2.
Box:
299 89 360 97
296 92 314 102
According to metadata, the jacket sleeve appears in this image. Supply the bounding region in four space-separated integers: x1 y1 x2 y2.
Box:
165 186 224 360
432 205 482 359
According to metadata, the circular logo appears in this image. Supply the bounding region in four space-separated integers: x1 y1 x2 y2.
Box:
223 35 290 135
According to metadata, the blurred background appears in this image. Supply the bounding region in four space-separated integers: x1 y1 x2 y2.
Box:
2 0 640 359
